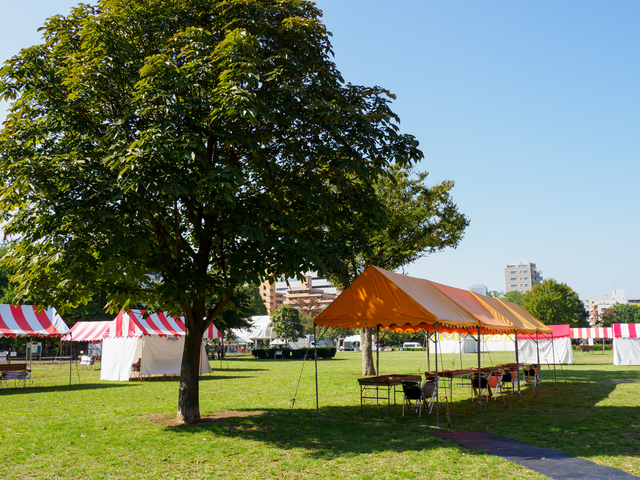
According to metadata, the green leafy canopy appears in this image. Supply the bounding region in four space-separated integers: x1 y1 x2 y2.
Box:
0 0 423 422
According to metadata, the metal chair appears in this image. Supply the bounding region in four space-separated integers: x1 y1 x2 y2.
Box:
471 373 490 403
401 380 427 417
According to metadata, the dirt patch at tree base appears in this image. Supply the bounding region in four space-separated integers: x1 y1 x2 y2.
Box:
146 410 269 427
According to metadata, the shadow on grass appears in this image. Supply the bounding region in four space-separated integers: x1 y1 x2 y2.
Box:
0 382 138 396
162 378 640 462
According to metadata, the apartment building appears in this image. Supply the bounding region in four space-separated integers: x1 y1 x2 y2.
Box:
504 261 543 293
259 272 339 315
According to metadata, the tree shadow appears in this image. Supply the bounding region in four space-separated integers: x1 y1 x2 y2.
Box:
0 382 137 396
161 377 640 464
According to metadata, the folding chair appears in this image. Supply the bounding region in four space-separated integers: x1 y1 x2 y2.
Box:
470 373 490 403
421 379 438 414
500 368 518 394
401 381 427 417
524 364 540 386
487 371 503 401
131 359 142 380
1 369 31 388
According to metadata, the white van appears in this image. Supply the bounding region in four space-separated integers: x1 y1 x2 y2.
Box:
402 342 423 349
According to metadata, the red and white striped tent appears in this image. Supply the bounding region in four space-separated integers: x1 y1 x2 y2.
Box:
101 310 216 381
108 310 221 339
571 327 614 339
612 324 640 365
62 321 111 342
0 305 70 337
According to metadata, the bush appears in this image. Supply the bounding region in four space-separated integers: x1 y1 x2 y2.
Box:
250 346 336 359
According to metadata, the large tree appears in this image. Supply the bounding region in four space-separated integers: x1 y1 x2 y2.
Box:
270 305 305 346
521 279 589 327
0 0 422 423
599 304 640 327
329 163 469 375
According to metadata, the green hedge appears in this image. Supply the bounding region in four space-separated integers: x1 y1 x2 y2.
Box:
251 347 336 359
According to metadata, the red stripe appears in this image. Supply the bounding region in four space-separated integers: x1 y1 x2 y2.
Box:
114 312 124 337
34 306 58 335
155 311 177 336
127 310 140 336
629 324 638 338
11 305 34 336
614 324 622 338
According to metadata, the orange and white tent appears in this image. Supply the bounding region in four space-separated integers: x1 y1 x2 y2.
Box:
314 266 549 335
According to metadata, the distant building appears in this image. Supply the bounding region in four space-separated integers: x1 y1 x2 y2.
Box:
587 289 627 325
470 284 488 296
504 261 543 293
260 272 339 315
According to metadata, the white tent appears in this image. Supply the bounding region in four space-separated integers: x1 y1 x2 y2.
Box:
613 323 640 366
481 334 516 352
517 325 573 365
426 332 477 353
233 315 275 346
100 310 214 381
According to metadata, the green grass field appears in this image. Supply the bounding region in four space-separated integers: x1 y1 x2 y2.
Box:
2 349 639 479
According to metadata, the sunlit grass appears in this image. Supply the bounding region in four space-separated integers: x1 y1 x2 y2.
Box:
1 349 638 479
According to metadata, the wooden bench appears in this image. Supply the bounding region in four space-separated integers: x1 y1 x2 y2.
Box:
577 345 594 352
0 362 30 388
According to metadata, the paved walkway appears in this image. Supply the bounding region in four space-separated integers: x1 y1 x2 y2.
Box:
434 431 638 480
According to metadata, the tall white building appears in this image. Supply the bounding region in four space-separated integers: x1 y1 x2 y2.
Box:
504 261 543 293
587 289 627 325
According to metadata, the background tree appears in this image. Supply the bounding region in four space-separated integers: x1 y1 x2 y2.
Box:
212 284 265 346
598 304 640 327
270 305 305 346
503 290 525 307
0 0 422 423
521 279 589 327
328 164 469 374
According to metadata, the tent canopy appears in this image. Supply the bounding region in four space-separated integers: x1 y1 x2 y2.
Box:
517 324 569 340
314 266 550 334
109 310 220 339
0 305 70 337
62 321 111 342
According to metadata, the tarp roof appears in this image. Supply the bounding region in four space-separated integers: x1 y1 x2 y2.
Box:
0 305 70 337
314 266 551 334
108 310 220 339
517 324 569 339
314 266 479 331
62 321 111 342
571 327 613 339
613 323 640 338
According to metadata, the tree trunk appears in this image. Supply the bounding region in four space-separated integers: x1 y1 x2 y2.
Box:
361 327 376 376
177 318 203 424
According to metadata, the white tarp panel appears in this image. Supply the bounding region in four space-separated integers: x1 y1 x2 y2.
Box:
517 338 573 364
481 334 516 352
101 337 138 381
613 338 640 365
427 338 477 353
101 336 211 381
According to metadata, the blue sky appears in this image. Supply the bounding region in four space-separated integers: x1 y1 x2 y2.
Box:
1 1 639 301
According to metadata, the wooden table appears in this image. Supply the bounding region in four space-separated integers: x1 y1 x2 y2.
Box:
357 374 422 415
425 369 474 400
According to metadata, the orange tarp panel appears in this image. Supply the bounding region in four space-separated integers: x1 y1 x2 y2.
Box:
314 266 479 331
502 302 552 334
470 293 542 334
428 281 520 333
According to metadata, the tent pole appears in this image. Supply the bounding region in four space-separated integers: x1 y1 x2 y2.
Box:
536 331 541 386
376 325 379 376
69 335 73 386
477 326 482 408
435 323 439 428
515 332 521 395
426 332 430 371
551 332 557 384
314 323 319 419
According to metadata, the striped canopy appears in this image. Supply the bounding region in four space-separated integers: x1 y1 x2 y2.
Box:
613 323 640 338
0 305 70 337
108 310 220 339
62 321 112 342
571 327 614 339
